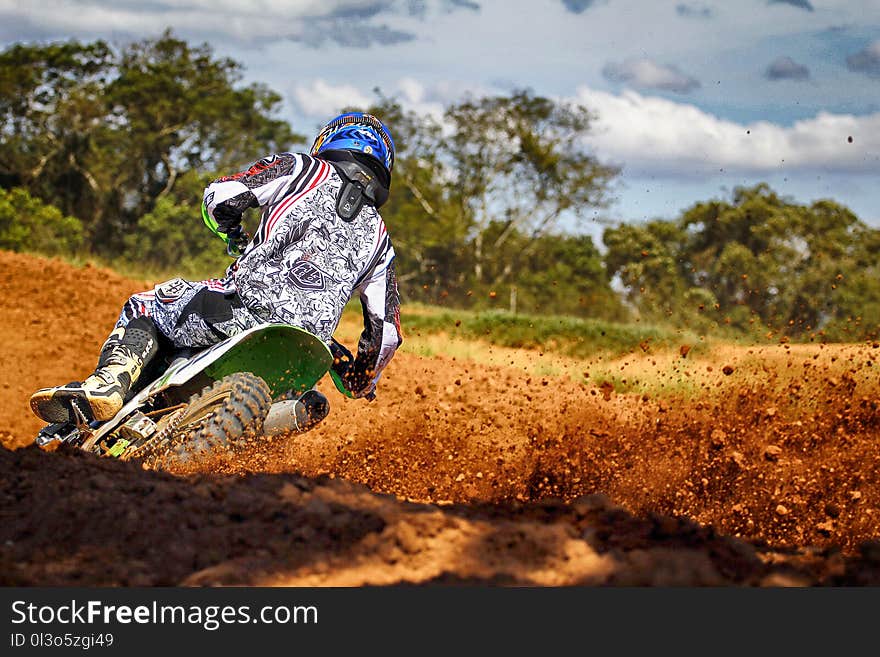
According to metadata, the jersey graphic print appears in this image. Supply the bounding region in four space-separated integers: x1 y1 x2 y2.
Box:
226 154 388 341
288 260 327 291
156 278 188 303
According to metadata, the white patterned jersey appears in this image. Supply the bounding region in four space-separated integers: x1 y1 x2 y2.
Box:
202 152 402 398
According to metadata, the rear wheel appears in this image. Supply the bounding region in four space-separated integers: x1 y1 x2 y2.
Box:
143 372 272 465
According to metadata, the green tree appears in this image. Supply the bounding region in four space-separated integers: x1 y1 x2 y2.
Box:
443 90 619 288
604 184 880 339
0 31 302 258
486 224 627 319
0 40 113 220
784 199 880 339
679 184 802 330
367 90 620 311
0 187 83 256
603 219 695 322
366 94 474 302
122 170 238 278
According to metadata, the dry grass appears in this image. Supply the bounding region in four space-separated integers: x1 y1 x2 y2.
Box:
337 306 880 402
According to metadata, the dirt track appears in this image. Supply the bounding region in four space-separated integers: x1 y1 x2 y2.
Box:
2 251 880 586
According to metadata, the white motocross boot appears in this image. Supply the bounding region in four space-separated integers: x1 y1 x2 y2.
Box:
30 318 158 423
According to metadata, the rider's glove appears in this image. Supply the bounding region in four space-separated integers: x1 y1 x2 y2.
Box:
330 339 376 400
225 225 250 258
211 191 258 232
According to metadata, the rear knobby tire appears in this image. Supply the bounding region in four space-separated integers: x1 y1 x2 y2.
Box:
158 372 272 462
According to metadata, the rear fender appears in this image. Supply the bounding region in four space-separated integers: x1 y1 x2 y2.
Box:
147 323 332 398
90 323 332 445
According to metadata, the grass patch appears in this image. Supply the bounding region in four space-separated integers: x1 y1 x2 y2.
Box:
398 303 704 360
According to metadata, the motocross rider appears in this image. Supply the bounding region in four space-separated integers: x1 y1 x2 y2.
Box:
30 112 403 434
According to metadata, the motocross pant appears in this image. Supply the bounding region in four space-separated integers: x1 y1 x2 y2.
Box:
112 277 330 427
116 277 262 348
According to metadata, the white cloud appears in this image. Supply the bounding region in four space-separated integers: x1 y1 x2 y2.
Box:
395 77 494 117
602 58 701 94
291 80 373 117
574 86 880 176
291 77 494 123
0 0 473 46
391 78 447 120
293 78 880 179
0 0 278 42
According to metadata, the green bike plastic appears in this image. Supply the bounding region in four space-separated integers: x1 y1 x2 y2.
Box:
203 325 333 397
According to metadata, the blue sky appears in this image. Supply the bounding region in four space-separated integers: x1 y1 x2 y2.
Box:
2 0 878 241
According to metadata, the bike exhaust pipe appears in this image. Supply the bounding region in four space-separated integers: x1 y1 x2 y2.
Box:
263 391 329 436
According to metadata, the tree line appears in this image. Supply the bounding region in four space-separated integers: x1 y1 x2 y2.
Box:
2 33 878 341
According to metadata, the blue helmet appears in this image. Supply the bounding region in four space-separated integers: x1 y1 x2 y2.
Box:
310 112 395 177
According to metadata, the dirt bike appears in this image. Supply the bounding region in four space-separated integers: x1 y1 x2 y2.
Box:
34 323 353 465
